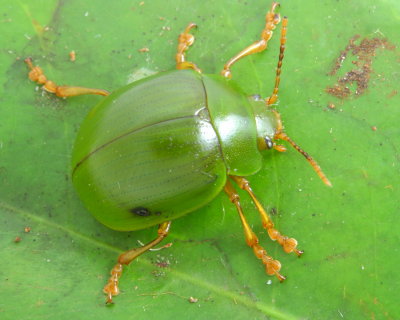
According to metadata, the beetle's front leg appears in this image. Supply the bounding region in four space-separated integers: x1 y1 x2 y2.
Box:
230 175 303 256
224 180 285 281
221 2 281 79
25 58 109 97
175 23 202 73
103 221 171 304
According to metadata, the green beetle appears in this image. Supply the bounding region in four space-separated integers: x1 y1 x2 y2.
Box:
25 2 330 303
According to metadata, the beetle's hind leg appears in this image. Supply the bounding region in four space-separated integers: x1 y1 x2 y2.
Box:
221 2 281 79
176 23 201 73
103 221 171 304
25 58 109 97
230 175 303 256
224 180 286 281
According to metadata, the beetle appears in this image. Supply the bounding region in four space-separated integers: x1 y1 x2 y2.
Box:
25 2 331 303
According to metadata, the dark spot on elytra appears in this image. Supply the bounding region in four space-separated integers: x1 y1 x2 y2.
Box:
130 206 151 217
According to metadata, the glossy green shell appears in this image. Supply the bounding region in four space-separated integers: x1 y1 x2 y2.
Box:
72 69 263 231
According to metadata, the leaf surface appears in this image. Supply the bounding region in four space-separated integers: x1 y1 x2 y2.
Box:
0 1 399 319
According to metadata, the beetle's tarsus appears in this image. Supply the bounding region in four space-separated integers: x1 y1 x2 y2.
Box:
103 263 123 303
176 23 201 72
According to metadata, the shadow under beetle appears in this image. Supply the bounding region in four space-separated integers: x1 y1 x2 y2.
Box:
25 2 331 304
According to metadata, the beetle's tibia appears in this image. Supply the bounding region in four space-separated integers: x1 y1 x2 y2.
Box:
275 132 332 187
224 180 286 282
117 221 171 265
220 2 281 79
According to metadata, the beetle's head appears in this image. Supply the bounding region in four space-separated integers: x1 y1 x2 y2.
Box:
249 97 279 151
250 96 332 187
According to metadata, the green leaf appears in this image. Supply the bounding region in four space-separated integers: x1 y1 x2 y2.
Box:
0 0 399 319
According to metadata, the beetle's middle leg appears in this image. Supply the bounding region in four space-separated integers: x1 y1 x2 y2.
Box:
103 221 171 304
230 175 303 257
224 180 286 281
176 23 201 73
221 2 282 79
25 58 110 97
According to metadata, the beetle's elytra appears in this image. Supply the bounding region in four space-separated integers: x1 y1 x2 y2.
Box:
25 2 331 304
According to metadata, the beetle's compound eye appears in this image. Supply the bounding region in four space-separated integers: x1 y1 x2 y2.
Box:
264 136 274 149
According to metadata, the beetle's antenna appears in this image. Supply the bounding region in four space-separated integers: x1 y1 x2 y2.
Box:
266 16 288 106
275 131 332 187
266 18 331 186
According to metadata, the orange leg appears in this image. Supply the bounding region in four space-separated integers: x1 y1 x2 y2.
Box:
221 2 281 79
103 221 171 304
175 23 201 72
224 180 285 281
25 58 109 97
230 175 303 256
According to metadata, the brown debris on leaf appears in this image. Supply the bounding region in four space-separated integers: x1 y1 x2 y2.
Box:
326 35 395 99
